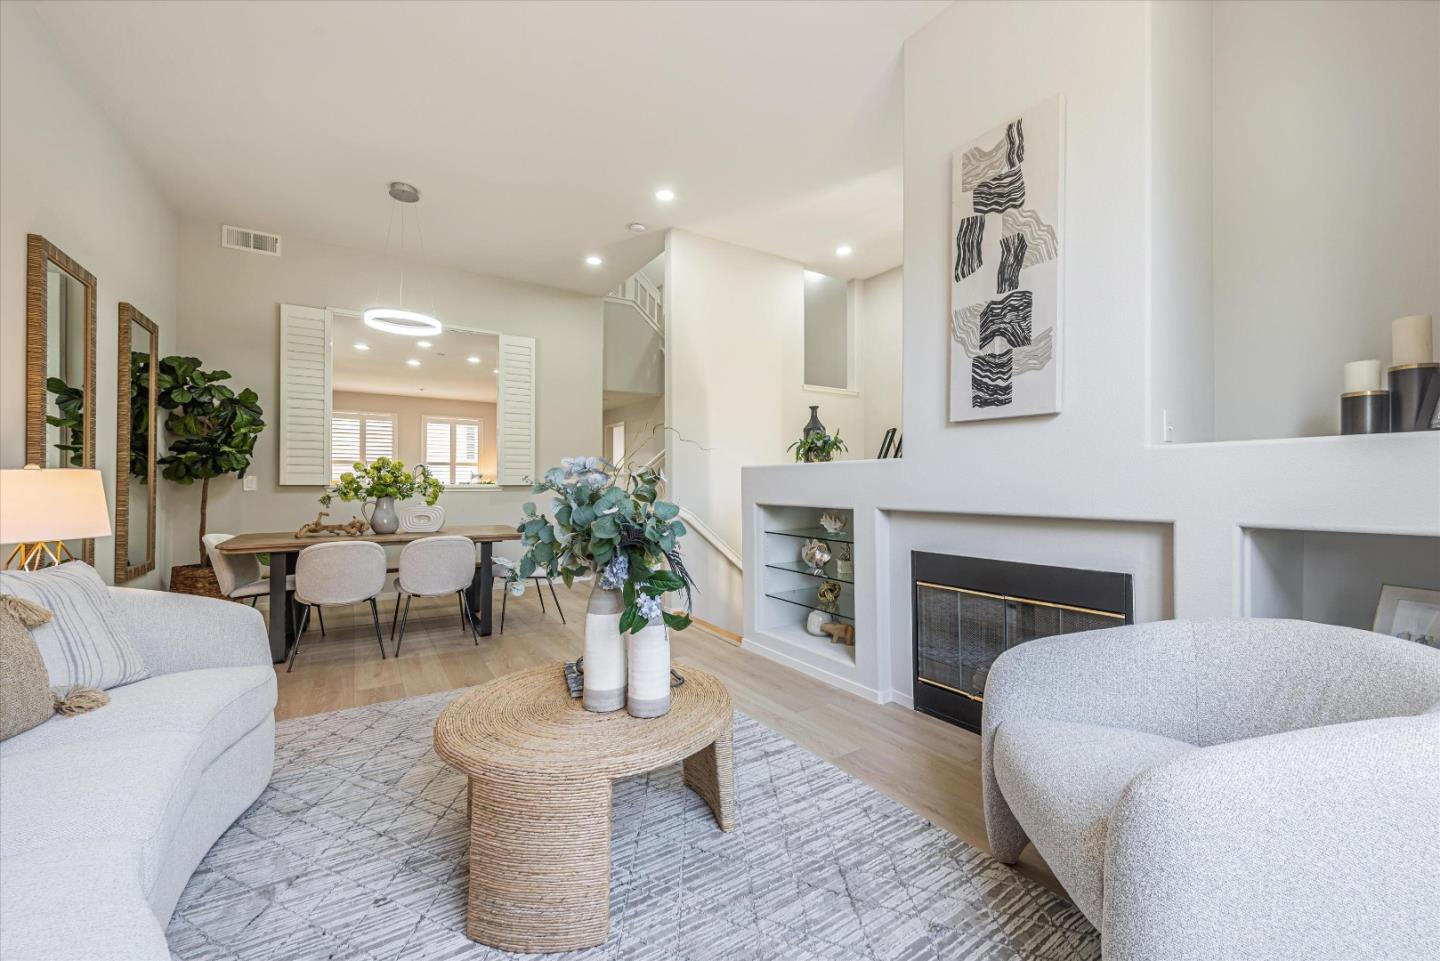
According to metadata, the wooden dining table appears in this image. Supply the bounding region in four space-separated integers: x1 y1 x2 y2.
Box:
217 525 521 663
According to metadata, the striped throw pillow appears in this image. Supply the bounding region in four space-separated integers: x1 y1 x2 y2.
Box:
0 563 149 693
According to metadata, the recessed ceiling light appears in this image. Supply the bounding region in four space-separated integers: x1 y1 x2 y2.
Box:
492 368 499 374
406 359 421 367
417 340 432 348
654 188 676 202
628 222 648 233
467 356 481 364
585 255 603 267
353 342 370 351
835 245 853 257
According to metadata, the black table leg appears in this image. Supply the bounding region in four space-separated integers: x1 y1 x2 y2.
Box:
467 541 495 637
266 550 297 664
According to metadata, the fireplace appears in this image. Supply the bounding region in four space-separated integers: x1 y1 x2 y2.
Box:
911 552 1134 733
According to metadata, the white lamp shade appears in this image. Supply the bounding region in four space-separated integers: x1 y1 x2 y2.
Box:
0 468 111 543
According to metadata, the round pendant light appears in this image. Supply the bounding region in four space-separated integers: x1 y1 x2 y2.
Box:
363 308 442 336
366 182 440 335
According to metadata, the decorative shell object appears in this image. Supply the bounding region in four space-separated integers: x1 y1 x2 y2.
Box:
819 511 847 534
805 609 833 636
399 504 446 533
800 538 831 571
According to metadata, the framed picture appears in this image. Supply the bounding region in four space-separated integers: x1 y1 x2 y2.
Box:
949 94 1065 422
1372 584 1440 648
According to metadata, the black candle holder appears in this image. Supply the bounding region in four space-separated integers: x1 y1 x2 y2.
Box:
1341 391 1390 435
1388 364 1439 432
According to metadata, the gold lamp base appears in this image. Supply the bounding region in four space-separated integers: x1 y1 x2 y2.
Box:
5 540 77 571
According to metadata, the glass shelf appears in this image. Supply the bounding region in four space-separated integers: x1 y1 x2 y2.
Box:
764 525 854 544
764 559 854 584
763 586 855 622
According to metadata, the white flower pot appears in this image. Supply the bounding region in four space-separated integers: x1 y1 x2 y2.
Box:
582 586 626 713
627 617 671 718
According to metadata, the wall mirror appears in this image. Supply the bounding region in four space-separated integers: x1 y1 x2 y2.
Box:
332 311 502 488
25 233 98 563
115 303 158 581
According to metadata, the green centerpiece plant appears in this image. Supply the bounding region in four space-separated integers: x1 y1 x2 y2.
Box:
321 456 443 534
788 427 847 463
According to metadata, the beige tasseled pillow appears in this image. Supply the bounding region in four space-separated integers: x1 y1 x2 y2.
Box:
0 595 109 740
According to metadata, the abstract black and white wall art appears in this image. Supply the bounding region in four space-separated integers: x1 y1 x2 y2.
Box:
950 96 1064 421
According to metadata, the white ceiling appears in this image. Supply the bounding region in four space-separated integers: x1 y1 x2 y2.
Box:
33 0 943 292
332 313 499 403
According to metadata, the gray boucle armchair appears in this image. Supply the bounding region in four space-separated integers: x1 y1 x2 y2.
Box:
981 618 1440 961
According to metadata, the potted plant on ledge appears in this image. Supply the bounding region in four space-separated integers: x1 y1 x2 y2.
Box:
510 456 695 718
321 457 443 533
788 427 847 463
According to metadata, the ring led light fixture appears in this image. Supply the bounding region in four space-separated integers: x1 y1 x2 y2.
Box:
365 181 441 335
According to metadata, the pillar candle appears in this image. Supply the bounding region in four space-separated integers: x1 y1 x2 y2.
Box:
1391 314 1434 367
1343 359 1382 393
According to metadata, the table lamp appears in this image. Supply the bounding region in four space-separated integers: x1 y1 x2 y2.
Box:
0 465 111 570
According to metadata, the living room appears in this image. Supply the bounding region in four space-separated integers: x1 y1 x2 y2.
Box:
1 2 1437 960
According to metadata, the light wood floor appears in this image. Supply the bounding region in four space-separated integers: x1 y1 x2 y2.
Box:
270 584 1061 894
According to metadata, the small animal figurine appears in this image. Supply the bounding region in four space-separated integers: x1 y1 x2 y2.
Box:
820 622 855 647
294 511 368 538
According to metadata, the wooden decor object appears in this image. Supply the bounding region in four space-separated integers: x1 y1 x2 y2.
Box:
434 664 736 952
821 622 855 647
294 511 368 538
25 235 98 565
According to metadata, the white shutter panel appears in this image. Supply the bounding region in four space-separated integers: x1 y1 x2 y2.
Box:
330 412 361 479
497 334 536 486
455 421 480 483
279 304 332 485
425 419 454 485
365 415 395 461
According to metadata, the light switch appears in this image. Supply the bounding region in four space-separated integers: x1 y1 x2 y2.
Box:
243 476 257 492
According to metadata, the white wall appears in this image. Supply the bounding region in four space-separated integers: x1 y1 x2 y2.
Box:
856 266 904 457
666 230 866 631
603 395 665 467
332 390 497 480
740 0 1440 705
1207 0 1439 440
0 1 178 587
1148 0 1214 445
603 299 663 396
171 218 602 566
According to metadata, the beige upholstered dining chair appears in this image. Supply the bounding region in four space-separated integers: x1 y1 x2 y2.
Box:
202 532 295 608
392 535 480 656
287 540 388 671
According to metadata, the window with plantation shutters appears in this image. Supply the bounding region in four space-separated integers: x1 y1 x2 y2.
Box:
330 411 395 480
424 416 483 486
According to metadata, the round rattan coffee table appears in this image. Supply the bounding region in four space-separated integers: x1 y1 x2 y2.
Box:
433 663 736 953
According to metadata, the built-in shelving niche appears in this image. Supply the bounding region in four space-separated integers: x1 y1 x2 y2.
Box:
1244 527 1440 633
758 504 857 668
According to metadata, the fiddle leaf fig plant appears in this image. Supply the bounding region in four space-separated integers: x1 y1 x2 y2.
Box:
44 376 85 467
512 456 695 634
155 356 265 564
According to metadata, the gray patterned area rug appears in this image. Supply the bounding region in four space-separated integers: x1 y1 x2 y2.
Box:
168 691 1099 961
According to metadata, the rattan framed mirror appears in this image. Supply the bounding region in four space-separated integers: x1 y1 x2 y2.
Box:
25 234 98 565
115 303 158 581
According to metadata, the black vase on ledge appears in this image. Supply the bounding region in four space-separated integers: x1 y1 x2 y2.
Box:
802 406 825 438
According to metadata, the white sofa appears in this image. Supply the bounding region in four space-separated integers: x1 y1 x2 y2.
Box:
0 587 276 961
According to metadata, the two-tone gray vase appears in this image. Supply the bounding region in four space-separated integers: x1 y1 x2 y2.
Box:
582 585 627 712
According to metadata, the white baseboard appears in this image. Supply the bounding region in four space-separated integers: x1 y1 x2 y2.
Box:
882 689 914 709
738 636 884 703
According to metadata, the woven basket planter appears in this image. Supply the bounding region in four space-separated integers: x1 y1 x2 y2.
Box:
169 563 222 598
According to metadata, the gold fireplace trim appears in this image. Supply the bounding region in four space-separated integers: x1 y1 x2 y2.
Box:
917 676 985 702
914 581 1128 621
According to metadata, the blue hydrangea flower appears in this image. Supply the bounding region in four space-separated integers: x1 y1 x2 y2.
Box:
600 553 629 590
508 579 526 597
637 594 663 622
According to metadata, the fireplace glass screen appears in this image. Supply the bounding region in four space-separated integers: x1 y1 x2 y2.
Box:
916 586 1122 702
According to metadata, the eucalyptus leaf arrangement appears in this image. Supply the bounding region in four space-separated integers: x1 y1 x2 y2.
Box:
513 456 696 635
319 456 443 508
788 427 847 463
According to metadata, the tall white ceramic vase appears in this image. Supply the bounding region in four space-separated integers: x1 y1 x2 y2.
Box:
583 586 627 713
627 617 671 718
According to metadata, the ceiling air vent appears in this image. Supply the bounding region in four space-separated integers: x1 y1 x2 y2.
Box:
221 224 281 256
